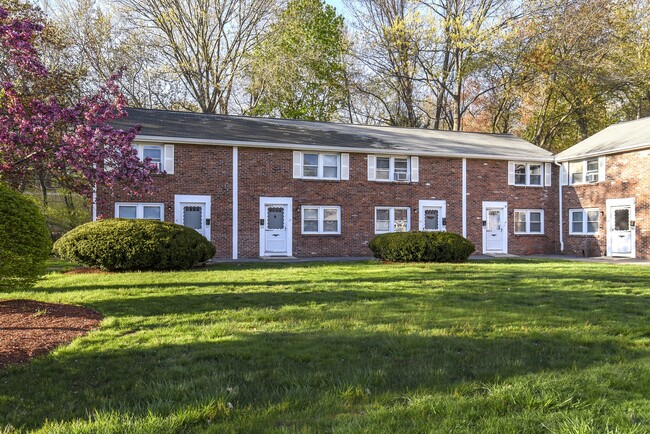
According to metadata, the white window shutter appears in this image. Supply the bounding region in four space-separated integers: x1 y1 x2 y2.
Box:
164 144 174 174
561 162 569 185
544 162 552 187
598 156 606 182
340 153 350 180
367 155 376 181
293 151 302 178
508 161 515 185
410 156 419 182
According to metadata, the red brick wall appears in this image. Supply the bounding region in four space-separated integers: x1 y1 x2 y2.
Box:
562 149 650 259
465 159 559 255
237 148 464 257
96 144 561 259
96 144 233 258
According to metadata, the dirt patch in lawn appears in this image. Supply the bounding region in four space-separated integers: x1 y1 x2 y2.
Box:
64 268 108 275
0 299 102 369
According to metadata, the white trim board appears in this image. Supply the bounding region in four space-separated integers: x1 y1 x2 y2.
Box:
134 134 554 162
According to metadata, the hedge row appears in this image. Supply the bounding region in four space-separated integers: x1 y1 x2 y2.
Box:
0 184 52 289
369 231 475 262
54 219 216 271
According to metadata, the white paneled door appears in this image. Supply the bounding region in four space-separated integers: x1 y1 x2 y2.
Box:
260 197 293 257
482 201 508 254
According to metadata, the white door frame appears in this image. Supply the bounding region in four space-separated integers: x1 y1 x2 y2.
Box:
259 197 293 257
606 197 636 258
482 201 508 254
418 200 446 231
174 194 211 241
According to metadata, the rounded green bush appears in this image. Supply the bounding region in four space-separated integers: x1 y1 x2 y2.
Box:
0 183 52 289
53 219 216 271
369 231 475 262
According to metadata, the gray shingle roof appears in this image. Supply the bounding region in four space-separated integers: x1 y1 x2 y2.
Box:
113 108 553 160
557 117 650 161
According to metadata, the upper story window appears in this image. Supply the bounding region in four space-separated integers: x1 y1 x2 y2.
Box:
133 144 174 174
293 151 349 180
510 162 545 186
115 203 164 221
303 153 339 179
570 158 599 184
368 155 419 182
375 207 410 233
569 208 599 235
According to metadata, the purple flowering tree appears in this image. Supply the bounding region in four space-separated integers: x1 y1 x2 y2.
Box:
0 6 156 198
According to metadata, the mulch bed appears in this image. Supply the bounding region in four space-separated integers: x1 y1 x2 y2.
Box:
0 299 102 369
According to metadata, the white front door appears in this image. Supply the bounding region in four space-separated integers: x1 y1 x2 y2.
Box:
607 198 635 257
483 201 508 254
175 195 211 240
260 197 293 256
419 200 446 231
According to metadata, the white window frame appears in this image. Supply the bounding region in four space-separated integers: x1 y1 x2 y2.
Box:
513 162 544 187
134 144 165 172
301 153 340 180
570 158 600 184
375 207 411 234
374 156 411 182
513 209 544 234
115 202 164 221
569 208 600 235
301 206 341 235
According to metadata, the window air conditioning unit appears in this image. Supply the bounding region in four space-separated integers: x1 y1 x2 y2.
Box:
394 172 409 181
586 173 598 183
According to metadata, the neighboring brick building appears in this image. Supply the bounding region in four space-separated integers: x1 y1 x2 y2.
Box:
556 118 650 260
98 108 647 260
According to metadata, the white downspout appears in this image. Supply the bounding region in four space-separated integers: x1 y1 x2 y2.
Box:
462 158 467 238
554 161 564 252
232 146 239 259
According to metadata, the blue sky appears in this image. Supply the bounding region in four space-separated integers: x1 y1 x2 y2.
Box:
325 0 350 18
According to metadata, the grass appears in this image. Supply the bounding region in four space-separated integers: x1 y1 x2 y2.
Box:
1 259 649 433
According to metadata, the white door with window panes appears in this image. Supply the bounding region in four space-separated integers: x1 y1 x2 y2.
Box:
174 195 211 240
260 197 293 256
482 201 508 253
418 200 446 231
606 198 636 257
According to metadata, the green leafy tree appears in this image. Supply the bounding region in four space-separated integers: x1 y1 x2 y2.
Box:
247 0 348 121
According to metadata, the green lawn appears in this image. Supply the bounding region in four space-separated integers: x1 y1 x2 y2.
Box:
1 260 649 433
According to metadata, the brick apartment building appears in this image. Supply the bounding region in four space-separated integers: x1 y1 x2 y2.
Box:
99 108 649 260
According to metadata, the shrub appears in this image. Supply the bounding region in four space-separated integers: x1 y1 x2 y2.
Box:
53 219 216 271
0 184 52 289
369 231 475 262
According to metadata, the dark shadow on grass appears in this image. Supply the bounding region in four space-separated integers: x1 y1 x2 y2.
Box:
0 329 647 431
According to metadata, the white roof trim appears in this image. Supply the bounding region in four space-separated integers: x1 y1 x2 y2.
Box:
555 141 650 162
135 134 554 162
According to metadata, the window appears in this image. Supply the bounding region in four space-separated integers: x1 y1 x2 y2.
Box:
512 162 543 186
301 153 339 179
570 159 600 184
115 203 164 221
569 208 599 235
134 144 166 172
514 210 544 234
301 206 341 234
374 156 410 182
375 207 410 233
